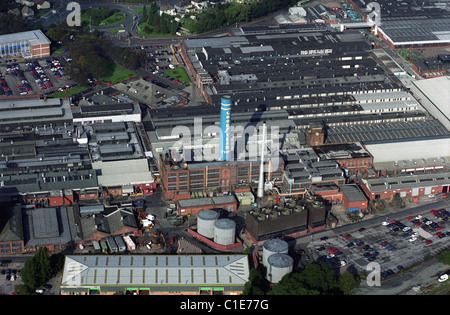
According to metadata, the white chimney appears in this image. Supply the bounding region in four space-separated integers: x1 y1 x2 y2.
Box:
257 122 266 198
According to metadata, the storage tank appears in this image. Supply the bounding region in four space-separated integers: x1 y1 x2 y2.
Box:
262 238 289 268
266 253 293 283
197 210 219 238
214 219 236 245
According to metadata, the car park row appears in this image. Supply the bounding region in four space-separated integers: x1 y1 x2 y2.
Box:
310 207 450 281
0 57 71 97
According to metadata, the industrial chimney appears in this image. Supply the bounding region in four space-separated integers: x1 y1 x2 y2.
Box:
219 95 232 161
257 122 266 198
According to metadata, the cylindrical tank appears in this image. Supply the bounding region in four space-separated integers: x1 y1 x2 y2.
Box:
262 238 289 268
214 219 235 245
197 210 219 238
266 253 293 283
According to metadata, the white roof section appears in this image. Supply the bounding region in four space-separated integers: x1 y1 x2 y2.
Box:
366 138 450 163
411 76 450 130
0 30 50 45
92 159 154 186
61 254 250 288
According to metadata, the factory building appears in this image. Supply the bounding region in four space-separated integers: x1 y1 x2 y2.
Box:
149 99 287 200
178 23 445 156
60 254 250 295
410 76 450 131
160 156 283 200
0 30 50 59
348 0 450 50
0 98 73 132
359 171 450 200
281 148 345 196
312 142 373 175
0 116 155 205
71 103 142 124
245 205 308 243
340 184 368 213
245 194 327 243
365 138 450 176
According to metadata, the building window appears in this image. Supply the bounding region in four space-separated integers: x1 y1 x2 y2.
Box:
207 180 219 187
238 167 249 176
207 169 220 178
189 181 204 189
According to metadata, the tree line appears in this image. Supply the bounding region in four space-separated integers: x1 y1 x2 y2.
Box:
192 0 298 34
0 12 30 35
141 2 178 35
243 261 360 295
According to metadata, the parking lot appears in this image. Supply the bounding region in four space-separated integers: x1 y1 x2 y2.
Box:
132 44 188 88
0 261 24 295
0 56 74 98
306 206 450 279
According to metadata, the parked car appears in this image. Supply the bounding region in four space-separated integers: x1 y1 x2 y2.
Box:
438 274 448 283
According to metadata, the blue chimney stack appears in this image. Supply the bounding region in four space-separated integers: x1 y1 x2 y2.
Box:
219 95 232 161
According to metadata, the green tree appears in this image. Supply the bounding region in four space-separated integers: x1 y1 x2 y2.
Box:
149 1 158 15
242 268 268 295
142 5 148 23
268 272 320 295
50 253 65 275
297 262 339 294
21 258 39 290
35 247 52 286
338 271 360 295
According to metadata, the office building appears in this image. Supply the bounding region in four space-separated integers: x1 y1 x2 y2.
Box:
0 30 51 59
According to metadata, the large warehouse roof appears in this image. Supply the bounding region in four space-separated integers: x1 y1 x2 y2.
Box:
365 138 450 164
411 76 450 131
378 18 450 45
61 254 250 289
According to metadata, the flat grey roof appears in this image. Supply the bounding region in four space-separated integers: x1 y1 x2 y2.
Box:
0 30 51 46
178 195 236 208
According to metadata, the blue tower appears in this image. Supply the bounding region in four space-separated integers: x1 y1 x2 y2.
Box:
219 95 232 161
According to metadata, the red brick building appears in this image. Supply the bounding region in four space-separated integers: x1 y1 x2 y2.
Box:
360 171 450 200
160 155 284 200
340 184 368 212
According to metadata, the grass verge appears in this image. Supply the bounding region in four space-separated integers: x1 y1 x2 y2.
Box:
164 67 190 86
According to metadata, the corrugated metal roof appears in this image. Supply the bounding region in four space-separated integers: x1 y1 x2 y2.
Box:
61 254 250 288
178 195 236 208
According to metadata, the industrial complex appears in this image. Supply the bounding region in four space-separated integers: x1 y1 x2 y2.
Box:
0 0 449 296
